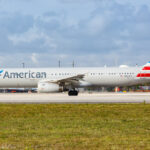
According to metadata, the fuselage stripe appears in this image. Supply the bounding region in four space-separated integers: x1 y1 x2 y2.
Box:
142 66 150 70
137 73 150 77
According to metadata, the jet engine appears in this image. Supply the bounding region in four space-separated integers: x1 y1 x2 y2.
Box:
38 82 63 93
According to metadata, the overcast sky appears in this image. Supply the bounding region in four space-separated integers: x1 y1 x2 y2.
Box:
0 0 150 67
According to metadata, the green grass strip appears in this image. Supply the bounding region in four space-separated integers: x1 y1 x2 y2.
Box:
0 104 150 150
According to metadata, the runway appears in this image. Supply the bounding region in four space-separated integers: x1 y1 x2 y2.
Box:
0 92 150 104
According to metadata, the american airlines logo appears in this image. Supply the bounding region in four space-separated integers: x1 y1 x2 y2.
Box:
2 71 47 79
0 70 4 74
0 70 4 76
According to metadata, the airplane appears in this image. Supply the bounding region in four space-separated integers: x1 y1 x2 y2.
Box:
0 61 150 96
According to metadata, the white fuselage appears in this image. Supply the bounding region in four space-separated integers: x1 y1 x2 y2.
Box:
0 67 149 88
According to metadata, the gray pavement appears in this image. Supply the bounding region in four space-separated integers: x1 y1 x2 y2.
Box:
0 92 150 104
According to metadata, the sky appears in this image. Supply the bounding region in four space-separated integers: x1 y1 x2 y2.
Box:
0 0 150 67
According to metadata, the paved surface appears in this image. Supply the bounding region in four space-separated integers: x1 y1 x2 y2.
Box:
0 92 150 104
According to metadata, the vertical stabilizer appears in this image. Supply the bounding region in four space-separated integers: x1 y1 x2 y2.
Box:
142 61 150 70
137 61 150 77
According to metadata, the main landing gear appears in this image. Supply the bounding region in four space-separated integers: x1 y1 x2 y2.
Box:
68 89 78 96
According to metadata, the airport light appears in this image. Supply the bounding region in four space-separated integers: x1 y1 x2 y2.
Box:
22 63 25 68
58 60 61 68
72 60 75 68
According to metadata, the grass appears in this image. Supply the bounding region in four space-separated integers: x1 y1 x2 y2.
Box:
0 104 150 149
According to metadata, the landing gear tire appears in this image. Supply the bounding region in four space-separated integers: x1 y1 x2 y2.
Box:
68 90 78 96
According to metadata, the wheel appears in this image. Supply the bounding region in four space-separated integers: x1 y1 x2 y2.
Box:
68 90 78 96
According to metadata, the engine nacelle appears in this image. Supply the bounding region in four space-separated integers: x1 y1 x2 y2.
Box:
38 82 63 93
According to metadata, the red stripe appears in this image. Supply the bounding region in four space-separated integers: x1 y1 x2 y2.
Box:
137 73 150 77
142 66 150 70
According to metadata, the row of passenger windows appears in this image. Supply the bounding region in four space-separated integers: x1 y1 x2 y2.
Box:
50 73 76 76
49 72 135 76
91 73 135 75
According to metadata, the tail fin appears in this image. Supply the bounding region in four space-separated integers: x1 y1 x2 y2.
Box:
142 61 150 70
136 61 150 77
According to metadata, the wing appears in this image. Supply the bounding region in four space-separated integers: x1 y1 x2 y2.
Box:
40 74 85 84
56 74 85 83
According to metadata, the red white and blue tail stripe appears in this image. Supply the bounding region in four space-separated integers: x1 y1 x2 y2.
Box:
137 61 150 77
